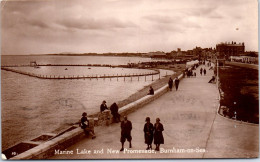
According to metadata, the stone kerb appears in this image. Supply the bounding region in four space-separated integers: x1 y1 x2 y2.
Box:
11 73 183 160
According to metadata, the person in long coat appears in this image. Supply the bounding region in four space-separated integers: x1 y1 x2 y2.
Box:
175 77 180 91
168 77 173 91
110 102 120 123
143 117 154 150
153 118 164 151
120 116 132 151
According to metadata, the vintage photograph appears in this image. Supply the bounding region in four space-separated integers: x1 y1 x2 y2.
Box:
1 0 258 160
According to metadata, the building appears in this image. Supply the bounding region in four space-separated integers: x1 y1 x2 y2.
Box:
216 41 245 59
147 51 167 58
230 56 258 64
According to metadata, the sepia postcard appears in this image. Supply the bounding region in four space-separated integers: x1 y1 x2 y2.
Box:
1 0 259 160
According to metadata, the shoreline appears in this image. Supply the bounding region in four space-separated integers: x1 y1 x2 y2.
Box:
1 60 185 151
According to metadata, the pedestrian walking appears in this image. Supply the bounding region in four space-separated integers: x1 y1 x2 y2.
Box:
80 112 96 139
100 100 108 112
200 68 203 76
168 77 173 91
120 116 132 151
154 118 164 151
144 117 154 150
175 77 180 91
204 68 207 75
110 102 120 123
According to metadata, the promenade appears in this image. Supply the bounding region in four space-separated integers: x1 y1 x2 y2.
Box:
50 64 258 159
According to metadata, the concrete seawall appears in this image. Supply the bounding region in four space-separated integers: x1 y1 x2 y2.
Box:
10 74 183 160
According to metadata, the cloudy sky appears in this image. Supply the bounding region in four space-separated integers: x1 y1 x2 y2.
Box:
1 0 258 55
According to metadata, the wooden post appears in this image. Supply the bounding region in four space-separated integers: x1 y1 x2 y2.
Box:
145 75 146 81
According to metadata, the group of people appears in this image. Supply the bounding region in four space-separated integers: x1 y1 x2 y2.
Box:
80 101 121 139
143 117 164 151
120 116 164 151
200 68 207 76
79 63 220 153
168 77 180 91
186 70 196 78
100 100 121 122
80 113 164 151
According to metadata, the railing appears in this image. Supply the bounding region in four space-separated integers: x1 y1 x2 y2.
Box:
1 65 161 80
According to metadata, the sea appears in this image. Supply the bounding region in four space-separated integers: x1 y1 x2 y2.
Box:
1 55 174 150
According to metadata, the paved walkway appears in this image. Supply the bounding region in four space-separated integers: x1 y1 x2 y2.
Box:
50 64 258 159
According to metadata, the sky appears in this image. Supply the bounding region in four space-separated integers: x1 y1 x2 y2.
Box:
1 0 258 55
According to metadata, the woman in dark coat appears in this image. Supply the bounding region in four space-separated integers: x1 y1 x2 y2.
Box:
143 117 154 150
153 118 164 151
168 77 173 91
110 102 120 123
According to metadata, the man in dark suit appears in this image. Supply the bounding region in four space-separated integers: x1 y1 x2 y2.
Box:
100 100 108 112
120 116 132 151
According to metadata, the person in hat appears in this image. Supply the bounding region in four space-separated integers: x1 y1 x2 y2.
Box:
100 100 108 112
120 116 132 151
153 118 164 151
143 117 154 150
80 112 96 139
